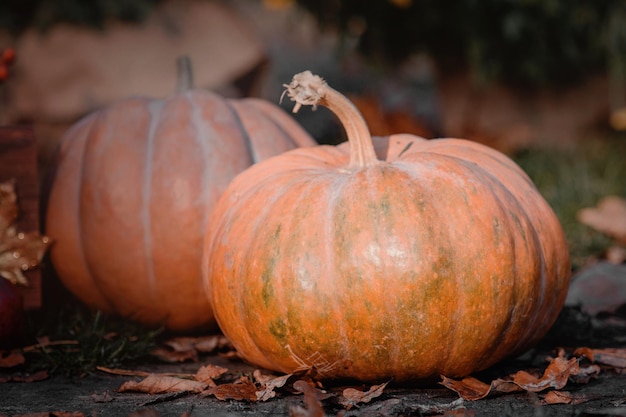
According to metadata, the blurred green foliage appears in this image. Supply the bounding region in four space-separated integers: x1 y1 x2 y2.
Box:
514 135 626 269
2 0 625 88
297 0 625 88
0 0 162 34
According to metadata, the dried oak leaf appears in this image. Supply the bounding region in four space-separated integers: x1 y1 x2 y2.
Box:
440 376 521 401
339 381 389 410
151 335 231 363
118 374 209 394
290 379 326 417
0 350 25 367
542 390 590 405
195 364 228 386
442 353 582 400
253 371 294 401
202 376 258 401
575 347 626 369
512 355 579 392
0 369 48 383
0 180 51 286
577 196 626 244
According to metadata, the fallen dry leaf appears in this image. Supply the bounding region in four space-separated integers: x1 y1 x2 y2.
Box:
512 355 579 392
542 390 590 405
195 364 228 386
440 376 521 401
290 379 326 417
575 347 626 369
118 374 208 394
570 363 602 384
442 352 583 400
565 262 626 315
577 195 626 244
151 335 232 363
0 369 48 383
0 350 25 367
254 372 294 401
0 180 51 286
339 381 389 410
203 376 258 401
96 366 194 380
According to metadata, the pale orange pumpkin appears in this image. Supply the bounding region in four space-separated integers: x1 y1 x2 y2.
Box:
203 71 571 381
45 88 315 332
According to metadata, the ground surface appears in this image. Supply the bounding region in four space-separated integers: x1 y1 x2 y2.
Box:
2 263 626 417
1 306 626 417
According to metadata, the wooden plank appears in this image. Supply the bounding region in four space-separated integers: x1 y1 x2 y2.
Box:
0 126 42 309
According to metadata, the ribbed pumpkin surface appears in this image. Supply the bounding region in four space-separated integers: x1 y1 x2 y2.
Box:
45 91 315 332
203 72 570 381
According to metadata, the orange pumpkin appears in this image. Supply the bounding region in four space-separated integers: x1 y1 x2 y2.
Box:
203 71 571 381
45 89 315 332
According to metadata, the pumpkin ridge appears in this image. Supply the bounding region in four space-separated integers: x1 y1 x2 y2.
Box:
73 115 116 311
245 174 351 375
79 107 137 313
222 99 258 164
142 99 164 295
387 158 540 373
413 140 534 187
435 155 549 360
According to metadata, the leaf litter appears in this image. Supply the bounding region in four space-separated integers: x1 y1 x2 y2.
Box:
5 329 626 415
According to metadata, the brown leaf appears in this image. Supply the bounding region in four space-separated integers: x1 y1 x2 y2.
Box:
118 374 208 394
575 347 626 369
570 363 601 384
512 356 579 392
441 375 522 401
254 372 293 401
290 379 326 417
542 390 590 405
339 381 389 410
0 180 18 235
0 181 51 286
577 196 626 243
150 335 232 363
203 376 258 401
194 364 228 386
440 376 491 401
193 335 232 353
0 370 49 383
0 351 25 367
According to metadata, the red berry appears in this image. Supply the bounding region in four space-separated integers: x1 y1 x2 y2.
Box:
0 65 8 81
1 47 16 64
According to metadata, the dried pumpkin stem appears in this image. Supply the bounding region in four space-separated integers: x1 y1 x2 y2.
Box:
282 71 379 168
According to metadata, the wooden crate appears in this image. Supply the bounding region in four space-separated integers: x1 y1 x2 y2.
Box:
0 126 42 309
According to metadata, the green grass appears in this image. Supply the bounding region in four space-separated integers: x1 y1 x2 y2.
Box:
22 306 162 376
513 134 626 269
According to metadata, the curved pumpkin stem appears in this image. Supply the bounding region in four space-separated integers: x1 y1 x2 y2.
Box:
282 71 379 169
